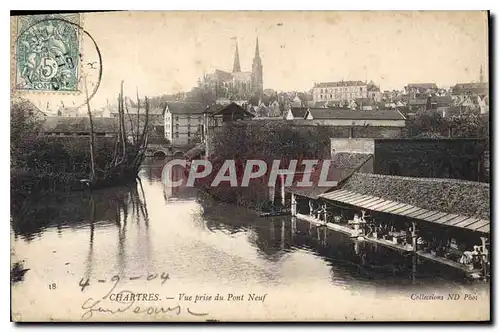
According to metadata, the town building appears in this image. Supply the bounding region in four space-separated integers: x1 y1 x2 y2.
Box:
204 102 255 125
201 102 255 157
110 104 166 125
283 108 407 139
285 107 308 120
201 38 263 100
59 106 82 117
405 83 438 97
351 98 377 111
40 116 119 137
408 98 429 113
373 138 488 182
12 98 47 120
451 83 489 97
304 108 406 129
450 82 489 114
312 80 368 103
164 102 206 147
329 136 488 182
367 82 382 102
250 99 281 118
290 95 302 107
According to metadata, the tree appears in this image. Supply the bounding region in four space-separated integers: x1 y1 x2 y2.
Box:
406 111 447 137
448 113 489 138
11 101 44 167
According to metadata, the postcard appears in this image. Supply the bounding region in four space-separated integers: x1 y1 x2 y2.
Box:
10 10 490 322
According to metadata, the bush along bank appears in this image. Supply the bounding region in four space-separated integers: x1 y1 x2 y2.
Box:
201 121 333 211
10 136 118 212
11 83 152 205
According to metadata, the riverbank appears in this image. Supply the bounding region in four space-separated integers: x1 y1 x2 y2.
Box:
198 183 264 213
10 133 147 204
204 121 333 211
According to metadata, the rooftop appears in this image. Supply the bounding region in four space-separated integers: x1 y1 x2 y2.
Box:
451 82 489 95
12 98 46 117
41 117 119 133
166 102 206 114
409 99 428 106
289 107 308 118
314 80 366 88
306 108 406 121
286 162 354 199
330 153 373 170
431 95 453 106
208 69 233 81
209 102 255 118
313 101 328 108
407 83 438 90
286 154 372 199
354 98 376 106
109 105 166 115
339 172 490 221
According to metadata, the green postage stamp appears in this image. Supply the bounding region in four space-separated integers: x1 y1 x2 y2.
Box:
14 13 81 92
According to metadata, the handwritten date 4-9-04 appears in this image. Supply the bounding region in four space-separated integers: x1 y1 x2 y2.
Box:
79 272 170 292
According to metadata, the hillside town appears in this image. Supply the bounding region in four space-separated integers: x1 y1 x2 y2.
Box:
33 38 489 151
11 11 491 323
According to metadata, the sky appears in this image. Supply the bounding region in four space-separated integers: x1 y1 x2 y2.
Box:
13 11 489 109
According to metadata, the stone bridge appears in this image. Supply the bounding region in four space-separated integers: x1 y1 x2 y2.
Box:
145 143 195 159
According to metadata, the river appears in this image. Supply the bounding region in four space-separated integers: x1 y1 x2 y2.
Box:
10 159 490 321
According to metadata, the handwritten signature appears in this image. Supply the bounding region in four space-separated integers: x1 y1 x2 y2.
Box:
80 275 208 320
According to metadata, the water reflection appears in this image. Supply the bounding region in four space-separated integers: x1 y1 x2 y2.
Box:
10 158 486 296
11 180 149 240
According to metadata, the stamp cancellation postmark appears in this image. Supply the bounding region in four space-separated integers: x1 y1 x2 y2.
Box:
14 13 81 93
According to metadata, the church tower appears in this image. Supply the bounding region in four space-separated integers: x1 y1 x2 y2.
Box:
251 37 263 96
232 41 241 73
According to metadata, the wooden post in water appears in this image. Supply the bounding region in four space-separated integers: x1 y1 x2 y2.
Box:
412 221 417 252
269 220 275 241
480 236 488 259
480 236 489 279
291 193 297 216
412 252 417 284
280 174 285 207
83 77 96 182
204 113 209 160
323 203 327 224
269 186 275 205
281 220 285 250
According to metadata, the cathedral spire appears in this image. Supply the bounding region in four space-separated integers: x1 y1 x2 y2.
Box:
251 36 263 97
254 37 260 58
232 41 241 73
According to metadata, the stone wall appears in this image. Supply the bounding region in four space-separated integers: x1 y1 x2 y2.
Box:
287 123 404 140
331 138 374 155
373 138 488 182
352 126 404 138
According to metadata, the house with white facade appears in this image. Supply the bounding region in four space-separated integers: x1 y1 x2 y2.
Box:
285 107 308 120
304 108 406 128
164 102 206 147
